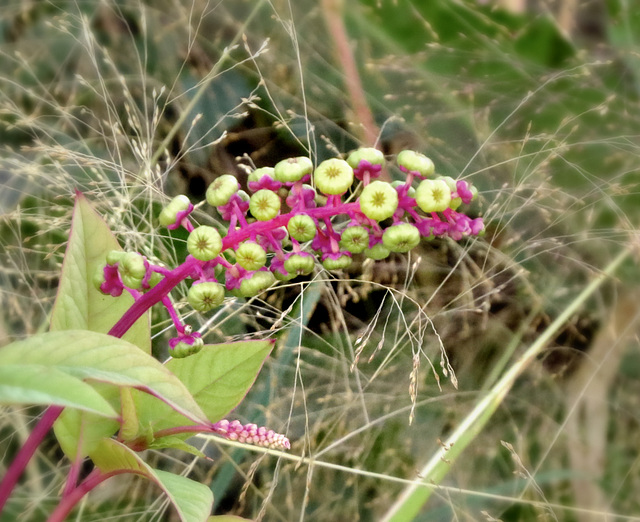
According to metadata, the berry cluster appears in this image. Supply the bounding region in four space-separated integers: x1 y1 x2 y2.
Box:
96 148 483 356
93 148 482 449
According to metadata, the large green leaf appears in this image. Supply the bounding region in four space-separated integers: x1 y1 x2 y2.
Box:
0 330 208 457
91 438 213 522
133 340 273 435
0 330 206 421
47 193 151 457
0 365 117 418
49 192 150 352
166 340 274 422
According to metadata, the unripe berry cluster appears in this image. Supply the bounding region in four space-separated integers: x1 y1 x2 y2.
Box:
95 149 483 356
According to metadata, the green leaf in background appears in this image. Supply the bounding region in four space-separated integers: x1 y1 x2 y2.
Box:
49 191 150 352
133 340 274 436
91 438 213 522
0 365 117 418
0 330 208 458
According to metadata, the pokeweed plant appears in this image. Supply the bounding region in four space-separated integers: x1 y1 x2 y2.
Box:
0 148 483 521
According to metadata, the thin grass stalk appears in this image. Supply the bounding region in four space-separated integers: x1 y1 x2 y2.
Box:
382 246 631 521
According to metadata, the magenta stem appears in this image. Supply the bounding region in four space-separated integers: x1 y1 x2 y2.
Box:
0 406 64 512
61 455 83 498
47 469 113 522
108 203 363 338
153 423 216 440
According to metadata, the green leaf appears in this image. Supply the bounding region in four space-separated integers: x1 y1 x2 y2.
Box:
92 438 213 522
0 330 208 458
135 340 273 433
0 365 117 418
47 193 151 456
207 515 251 522
148 436 206 459
167 340 273 422
50 192 150 353
53 394 120 459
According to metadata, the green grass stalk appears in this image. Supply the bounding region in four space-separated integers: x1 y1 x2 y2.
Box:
381 247 631 521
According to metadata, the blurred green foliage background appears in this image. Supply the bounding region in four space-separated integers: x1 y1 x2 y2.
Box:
1 1 639 520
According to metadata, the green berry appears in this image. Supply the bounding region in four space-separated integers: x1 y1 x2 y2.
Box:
437 176 462 210
188 281 225 313
248 167 276 184
391 180 416 197
118 252 147 289
382 223 420 253
359 181 399 221
339 226 370 254
274 156 313 183
346 147 385 169
313 158 354 195
187 225 223 261
106 250 126 266
235 242 267 271
284 254 315 276
143 271 163 291
287 214 317 242
249 189 281 221
415 179 452 213
364 243 391 260
322 254 352 270
238 270 275 298
206 174 239 207
159 195 191 226
93 262 107 291
397 150 435 177
171 338 204 358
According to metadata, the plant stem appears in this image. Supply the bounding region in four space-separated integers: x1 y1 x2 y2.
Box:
322 0 380 148
0 406 64 512
47 469 112 522
108 202 361 337
381 247 631 521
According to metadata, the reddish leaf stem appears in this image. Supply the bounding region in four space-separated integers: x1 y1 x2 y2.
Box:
0 406 64 512
47 469 113 522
